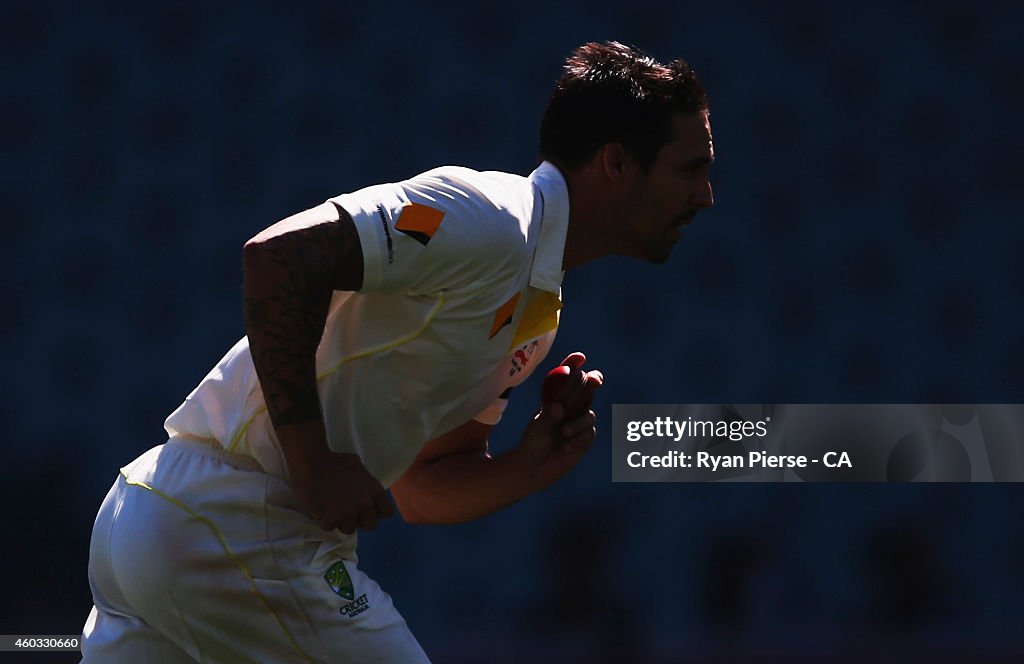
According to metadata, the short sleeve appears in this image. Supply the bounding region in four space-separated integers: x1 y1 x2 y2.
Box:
331 167 525 295
473 395 510 426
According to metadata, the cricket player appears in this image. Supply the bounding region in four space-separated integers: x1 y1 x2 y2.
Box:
82 41 714 662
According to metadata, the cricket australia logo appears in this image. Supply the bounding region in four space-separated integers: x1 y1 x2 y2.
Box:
324 561 354 600
324 560 370 618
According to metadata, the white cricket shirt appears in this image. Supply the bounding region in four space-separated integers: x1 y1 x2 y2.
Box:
164 162 569 487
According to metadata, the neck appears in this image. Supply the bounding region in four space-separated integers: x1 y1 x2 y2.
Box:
559 164 616 271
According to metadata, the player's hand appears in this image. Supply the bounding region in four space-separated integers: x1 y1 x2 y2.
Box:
516 352 604 489
289 451 395 534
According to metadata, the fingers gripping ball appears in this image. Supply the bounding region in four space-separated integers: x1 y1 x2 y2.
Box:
541 365 572 404
541 365 593 419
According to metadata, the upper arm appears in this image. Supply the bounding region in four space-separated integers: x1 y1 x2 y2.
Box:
242 203 366 426
244 201 364 293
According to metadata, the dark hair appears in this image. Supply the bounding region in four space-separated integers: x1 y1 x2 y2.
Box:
539 41 709 171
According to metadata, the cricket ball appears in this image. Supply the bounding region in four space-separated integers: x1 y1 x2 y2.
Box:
541 365 592 417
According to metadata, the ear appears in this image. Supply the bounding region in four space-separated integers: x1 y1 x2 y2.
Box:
598 143 632 184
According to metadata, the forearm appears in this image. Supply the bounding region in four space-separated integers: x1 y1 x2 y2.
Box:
393 372 601 526
394 447 543 525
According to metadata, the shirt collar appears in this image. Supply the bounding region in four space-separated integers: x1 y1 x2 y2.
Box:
528 161 570 294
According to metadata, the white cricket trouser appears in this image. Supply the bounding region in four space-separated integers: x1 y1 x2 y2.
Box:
81 439 430 663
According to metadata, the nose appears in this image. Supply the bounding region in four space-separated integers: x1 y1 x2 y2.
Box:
693 177 714 209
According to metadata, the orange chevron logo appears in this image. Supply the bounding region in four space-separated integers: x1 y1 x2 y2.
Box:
489 293 521 339
395 203 444 245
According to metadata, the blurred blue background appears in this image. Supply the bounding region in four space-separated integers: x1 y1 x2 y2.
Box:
2 0 1023 661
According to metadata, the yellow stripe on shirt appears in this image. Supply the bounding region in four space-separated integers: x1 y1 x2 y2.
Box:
508 290 562 350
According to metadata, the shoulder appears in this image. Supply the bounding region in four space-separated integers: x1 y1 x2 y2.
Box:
336 166 533 219
398 166 537 252
330 166 538 294
405 166 533 217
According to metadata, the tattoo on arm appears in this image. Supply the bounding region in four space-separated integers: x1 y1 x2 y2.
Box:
243 208 364 427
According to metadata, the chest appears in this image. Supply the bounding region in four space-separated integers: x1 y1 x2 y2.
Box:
320 285 561 406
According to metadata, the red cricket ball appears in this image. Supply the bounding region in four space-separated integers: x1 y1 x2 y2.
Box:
541 365 593 417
